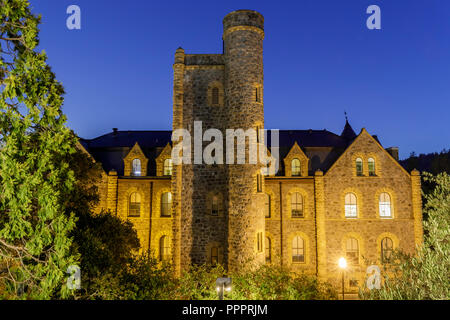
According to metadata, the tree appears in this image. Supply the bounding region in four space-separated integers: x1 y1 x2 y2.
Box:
0 0 79 299
62 146 141 299
361 172 450 300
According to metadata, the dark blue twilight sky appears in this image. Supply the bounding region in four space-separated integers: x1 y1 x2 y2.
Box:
28 0 449 159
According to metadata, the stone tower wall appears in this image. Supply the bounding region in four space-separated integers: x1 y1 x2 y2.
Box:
223 10 266 272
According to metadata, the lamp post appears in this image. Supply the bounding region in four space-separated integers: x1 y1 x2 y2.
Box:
216 277 232 300
338 257 347 300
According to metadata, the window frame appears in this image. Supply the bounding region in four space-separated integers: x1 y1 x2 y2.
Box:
344 193 358 218
132 158 141 177
161 192 172 217
159 236 170 261
379 192 392 218
128 192 141 217
211 195 220 216
264 193 271 218
292 236 305 263
163 158 173 176
368 158 376 176
346 238 359 265
356 158 363 176
291 192 304 218
291 158 301 176
381 237 394 263
211 247 219 264
265 236 271 263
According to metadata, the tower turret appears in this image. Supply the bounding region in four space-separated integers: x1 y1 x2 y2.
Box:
223 10 266 272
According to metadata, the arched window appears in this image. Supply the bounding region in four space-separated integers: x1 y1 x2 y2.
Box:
132 158 141 176
346 238 359 265
291 158 301 176
211 195 220 216
159 236 170 261
161 192 172 217
381 237 393 263
212 87 219 105
356 158 363 176
264 193 271 218
379 192 392 218
368 158 376 176
163 159 173 176
265 237 271 263
345 193 357 218
291 192 304 218
128 192 141 217
211 247 219 264
292 236 304 263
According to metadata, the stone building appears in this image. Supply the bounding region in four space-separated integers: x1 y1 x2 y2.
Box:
79 10 423 291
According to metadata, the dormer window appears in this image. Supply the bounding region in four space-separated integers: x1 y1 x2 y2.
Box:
291 158 301 176
132 159 141 176
164 159 173 176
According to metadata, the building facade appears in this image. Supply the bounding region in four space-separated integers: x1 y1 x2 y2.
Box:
79 10 423 291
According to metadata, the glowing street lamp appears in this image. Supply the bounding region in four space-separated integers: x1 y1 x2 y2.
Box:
216 277 232 300
338 257 347 300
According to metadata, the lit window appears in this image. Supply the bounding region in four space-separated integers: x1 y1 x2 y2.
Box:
379 192 392 218
164 159 173 176
159 236 170 261
368 158 376 176
211 247 219 264
291 192 304 218
132 158 141 176
128 192 141 217
161 192 172 217
291 158 301 176
345 193 357 218
212 87 219 105
264 193 271 218
381 237 393 263
257 232 263 253
265 237 271 263
356 158 363 176
292 236 304 263
211 195 220 216
346 238 359 265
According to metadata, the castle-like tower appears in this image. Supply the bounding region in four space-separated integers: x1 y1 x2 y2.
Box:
171 10 266 274
223 11 266 272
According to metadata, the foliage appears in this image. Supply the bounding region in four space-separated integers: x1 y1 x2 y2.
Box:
63 149 141 298
360 172 450 300
229 264 337 300
163 263 336 300
0 0 79 299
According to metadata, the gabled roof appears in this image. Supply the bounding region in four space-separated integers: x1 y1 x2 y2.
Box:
78 122 375 176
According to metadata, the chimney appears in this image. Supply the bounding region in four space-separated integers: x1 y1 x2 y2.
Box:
386 147 399 161
112 128 118 136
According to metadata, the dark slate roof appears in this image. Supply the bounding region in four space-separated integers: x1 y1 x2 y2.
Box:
80 130 172 149
266 129 349 148
79 124 366 176
80 130 172 175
